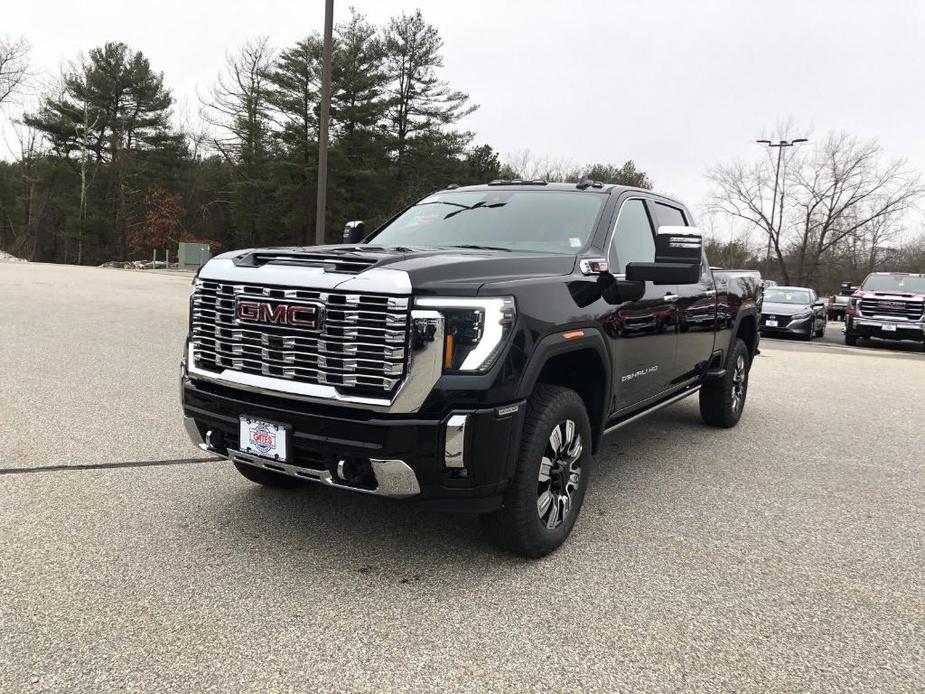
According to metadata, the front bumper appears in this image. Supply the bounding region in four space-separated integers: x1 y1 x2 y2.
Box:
181 371 525 512
846 316 925 341
759 315 813 336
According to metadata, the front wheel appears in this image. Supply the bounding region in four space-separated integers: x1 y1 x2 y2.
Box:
845 333 858 347
700 338 751 428
482 384 592 558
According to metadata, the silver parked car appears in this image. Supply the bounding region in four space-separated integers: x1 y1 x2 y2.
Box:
759 286 827 340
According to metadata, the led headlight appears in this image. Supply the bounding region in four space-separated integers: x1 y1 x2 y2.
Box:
415 297 516 372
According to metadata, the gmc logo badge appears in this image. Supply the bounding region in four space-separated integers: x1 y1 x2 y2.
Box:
235 297 323 330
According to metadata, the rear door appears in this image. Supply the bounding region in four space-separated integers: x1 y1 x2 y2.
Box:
656 202 717 382
604 196 679 410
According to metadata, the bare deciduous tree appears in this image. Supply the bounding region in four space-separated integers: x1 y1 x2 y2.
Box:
0 36 30 106
708 131 922 287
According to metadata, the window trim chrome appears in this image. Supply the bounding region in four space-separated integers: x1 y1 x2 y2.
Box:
604 195 656 274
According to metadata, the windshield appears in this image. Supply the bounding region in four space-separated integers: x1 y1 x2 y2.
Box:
368 190 605 254
764 288 811 304
861 274 925 293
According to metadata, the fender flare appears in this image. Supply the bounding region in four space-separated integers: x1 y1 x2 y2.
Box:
515 327 612 451
728 305 760 359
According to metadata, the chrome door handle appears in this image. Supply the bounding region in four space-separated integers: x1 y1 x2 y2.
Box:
663 293 679 302
705 289 716 296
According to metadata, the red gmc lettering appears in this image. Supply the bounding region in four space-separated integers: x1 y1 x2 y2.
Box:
287 305 317 327
236 300 317 328
236 300 261 321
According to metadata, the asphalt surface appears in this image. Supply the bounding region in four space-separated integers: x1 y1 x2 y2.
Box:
2 263 923 693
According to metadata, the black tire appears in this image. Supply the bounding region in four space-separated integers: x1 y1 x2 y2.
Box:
482 384 592 558
700 338 751 428
800 330 813 341
845 333 858 347
234 461 305 488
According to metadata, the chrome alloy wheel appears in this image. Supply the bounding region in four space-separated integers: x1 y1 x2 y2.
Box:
537 419 583 530
731 353 747 413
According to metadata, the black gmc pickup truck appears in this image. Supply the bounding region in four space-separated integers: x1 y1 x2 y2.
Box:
181 181 762 557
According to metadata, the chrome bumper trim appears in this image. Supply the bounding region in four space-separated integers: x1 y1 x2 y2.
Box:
855 318 925 333
185 309 445 413
227 449 421 498
444 414 468 468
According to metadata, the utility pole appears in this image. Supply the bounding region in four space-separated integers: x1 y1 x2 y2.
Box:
755 138 808 267
314 0 335 245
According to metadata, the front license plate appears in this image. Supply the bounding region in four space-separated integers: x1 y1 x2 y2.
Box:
766 320 778 327
881 324 897 332
240 416 288 461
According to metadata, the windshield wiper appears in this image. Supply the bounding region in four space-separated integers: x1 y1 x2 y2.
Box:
445 244 513 252
443 201 506 220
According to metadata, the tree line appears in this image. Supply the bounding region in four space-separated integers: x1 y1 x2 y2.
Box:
0 12 651 265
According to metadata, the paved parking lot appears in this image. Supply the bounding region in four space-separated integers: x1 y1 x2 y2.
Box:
2 263 924 693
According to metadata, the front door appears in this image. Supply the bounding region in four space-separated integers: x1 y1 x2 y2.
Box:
603 197 678 411
650 201 717 383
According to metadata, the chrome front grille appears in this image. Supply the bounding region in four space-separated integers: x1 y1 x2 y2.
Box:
859 298 924 321
191 280 410 393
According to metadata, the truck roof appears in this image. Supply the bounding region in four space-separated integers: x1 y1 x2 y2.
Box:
445 181 686 208
867 271 925 277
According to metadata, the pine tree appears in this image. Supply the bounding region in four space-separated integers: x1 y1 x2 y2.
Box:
382 10 477 166
25 42 181 260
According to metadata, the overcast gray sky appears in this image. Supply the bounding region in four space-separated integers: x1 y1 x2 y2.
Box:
4 0 924 220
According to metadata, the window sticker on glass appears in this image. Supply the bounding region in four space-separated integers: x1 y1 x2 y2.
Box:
569 237 582 248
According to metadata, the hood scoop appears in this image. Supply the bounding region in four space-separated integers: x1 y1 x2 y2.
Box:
236 249 380 274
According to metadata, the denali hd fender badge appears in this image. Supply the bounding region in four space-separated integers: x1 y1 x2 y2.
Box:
235 296 324 330
621 365 659 383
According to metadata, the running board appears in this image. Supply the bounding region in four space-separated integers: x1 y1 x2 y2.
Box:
603 386 701 436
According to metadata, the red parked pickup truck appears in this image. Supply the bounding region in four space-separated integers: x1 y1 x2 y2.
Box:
844 272 925 351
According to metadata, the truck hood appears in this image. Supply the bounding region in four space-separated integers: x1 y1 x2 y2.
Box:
854 290 925 300
761 301 812 316
206 244 577 295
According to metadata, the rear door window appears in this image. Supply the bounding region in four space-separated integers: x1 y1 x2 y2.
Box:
653 203 687 228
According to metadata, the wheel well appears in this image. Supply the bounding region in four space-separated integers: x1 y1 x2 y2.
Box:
535 349 607 452
736 314 758 358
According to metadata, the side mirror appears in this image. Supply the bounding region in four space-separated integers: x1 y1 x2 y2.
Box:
625 226 702 284
343 220 365 244
598 272 645 304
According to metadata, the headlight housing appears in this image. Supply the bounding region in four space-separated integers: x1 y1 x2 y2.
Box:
415 296 516 372
792 310 812 320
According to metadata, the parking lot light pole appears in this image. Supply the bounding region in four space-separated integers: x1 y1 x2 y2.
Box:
755 138 808 266
315 0 334 246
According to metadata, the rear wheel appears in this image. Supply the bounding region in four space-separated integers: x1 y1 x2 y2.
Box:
700 338 750 428
482 384 592 558
234 461 305 488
